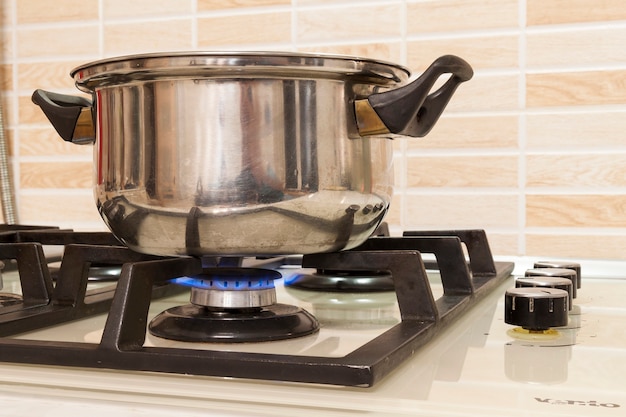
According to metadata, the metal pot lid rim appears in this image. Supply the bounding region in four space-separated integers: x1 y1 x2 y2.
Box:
71 51 410 86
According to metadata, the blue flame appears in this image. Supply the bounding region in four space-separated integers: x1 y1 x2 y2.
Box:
171 268 278 290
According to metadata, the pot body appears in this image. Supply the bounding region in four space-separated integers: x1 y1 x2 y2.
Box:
83 53 406 256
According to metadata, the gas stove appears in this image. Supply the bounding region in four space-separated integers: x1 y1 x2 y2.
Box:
0 224 624 416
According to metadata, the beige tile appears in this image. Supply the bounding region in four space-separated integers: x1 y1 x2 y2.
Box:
526 194 626 227
527 27 626 68
18 61 84 91
527 111 626 149
526 233 626 260
407 155 518 187
407 0 518 33
19 193 103 224
2 97 14 126
0 64 12 90
527 154 626 187
408 115 518 150
439 73 519 112
17 0 98 23
104 20 193 55
404 194 518 229
407 35 518 71
527 70 626 107
198 0 290 10
1 30 13 59
19 128 93 157
298 43 402 63
484 232 519 257
19 95 50 124
20 161 92 188
0 1 13 27
297 4 401 42
198 12 291 47
527 0 626 26
16 25 99 59
104 0 192 18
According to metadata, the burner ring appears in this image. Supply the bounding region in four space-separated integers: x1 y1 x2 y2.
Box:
190 286 276 309
148 303 319 343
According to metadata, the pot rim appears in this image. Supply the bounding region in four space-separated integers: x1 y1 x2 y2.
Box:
71 51 411 90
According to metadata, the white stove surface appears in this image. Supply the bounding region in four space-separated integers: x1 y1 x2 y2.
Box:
0 258 624 417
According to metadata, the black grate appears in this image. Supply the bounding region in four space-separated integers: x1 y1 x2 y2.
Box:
0 227 513 387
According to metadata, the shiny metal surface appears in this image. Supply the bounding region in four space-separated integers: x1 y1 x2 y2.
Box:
33 52 471 256
71 51 409 89
190 287 277 309
88 55 398 256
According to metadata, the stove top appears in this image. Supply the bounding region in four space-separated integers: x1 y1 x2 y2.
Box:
0 225 624 416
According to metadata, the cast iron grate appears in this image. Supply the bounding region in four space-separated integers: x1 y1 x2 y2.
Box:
0 229 179 335
0 228 513 387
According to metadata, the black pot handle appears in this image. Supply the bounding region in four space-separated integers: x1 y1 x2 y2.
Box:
31 89 95 144
357 55 473 138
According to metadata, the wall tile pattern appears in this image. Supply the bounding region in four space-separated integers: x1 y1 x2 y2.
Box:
1 0 625 260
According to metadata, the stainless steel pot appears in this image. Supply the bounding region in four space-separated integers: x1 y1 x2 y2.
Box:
32 52 472 256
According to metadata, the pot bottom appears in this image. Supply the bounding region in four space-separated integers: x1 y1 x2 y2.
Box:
98 191 389 256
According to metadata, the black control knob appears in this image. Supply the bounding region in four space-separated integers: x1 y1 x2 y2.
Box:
525 267 578 299
516 276 573 310
533 261 581 289
505 287 568 331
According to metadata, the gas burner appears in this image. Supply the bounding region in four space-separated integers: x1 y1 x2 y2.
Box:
286 269 393 291
149 267 319 342
183 267 280 309
283 222 395 292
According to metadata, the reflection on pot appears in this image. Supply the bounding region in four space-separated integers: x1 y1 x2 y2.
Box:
99 191 388 256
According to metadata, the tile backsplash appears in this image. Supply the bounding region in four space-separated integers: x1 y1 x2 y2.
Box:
1 0 626 259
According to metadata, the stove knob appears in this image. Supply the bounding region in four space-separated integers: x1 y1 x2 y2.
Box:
525 267 578 299
505 287 568 331
533 261 581 289
515 276 573 310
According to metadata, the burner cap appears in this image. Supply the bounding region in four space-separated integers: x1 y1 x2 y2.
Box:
149 303 319 343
